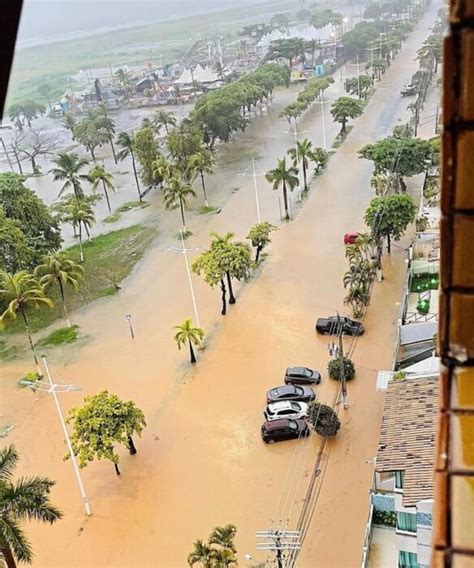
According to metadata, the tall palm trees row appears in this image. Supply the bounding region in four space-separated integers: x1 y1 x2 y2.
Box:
266 138 328 219
0 253 84 373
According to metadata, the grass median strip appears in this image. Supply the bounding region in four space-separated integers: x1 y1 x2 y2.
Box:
1 225 156 334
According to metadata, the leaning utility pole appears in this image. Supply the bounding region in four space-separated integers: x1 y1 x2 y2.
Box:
19 357 92 516
337 314 349 409
256 530 301 568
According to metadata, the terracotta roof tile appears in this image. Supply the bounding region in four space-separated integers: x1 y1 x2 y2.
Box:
376 375 439 506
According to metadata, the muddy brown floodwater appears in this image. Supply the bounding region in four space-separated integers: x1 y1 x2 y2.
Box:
0 4 440 566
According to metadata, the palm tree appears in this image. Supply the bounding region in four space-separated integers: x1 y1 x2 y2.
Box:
163 175 196 233
117 131 142 202
174 319 204 364
96 104 118 163
88 163 115 213
187 149 216 207
152 154 178 187
50 152 89 199
288 138 313 191
153 110 177 134
0 271 53 373
210 549 237 567
265 157 299 220
34 253 84 327
61 114 76 140
209 525 237 552
187 540 213 567
0 445 62 568
64 199 96 262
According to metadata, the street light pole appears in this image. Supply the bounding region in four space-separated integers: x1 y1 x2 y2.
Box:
252 158 262 223
125 314 135 338
41 357 92 516
0 137 14 173
319 90 327 150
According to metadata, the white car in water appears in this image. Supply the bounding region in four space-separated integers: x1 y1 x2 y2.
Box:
264 401 309 422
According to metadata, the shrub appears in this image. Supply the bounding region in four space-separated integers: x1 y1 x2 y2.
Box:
18 371 42 388
328 357 356 381
373 510 396 527
308 402 341 436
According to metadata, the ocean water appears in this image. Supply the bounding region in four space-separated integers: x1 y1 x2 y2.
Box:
17 0 265 48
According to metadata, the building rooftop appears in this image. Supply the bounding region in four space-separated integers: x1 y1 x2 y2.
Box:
376 375 439 507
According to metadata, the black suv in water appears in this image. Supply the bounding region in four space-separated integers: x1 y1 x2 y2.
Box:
315 316 364 336
261 418 310 444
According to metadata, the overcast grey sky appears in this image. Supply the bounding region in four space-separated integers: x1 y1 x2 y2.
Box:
18 0 264 41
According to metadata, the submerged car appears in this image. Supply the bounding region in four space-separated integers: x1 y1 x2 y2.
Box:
264 401 309 421
261 418 310 444
315 316 364 336
344 232 361 245
266 385 315 404
401 84 417 96
284 367 321 385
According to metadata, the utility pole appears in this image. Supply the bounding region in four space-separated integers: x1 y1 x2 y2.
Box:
167 233 201 329
256 530 301 567
337 314 349 409
318 89 327 150
19 357 92 516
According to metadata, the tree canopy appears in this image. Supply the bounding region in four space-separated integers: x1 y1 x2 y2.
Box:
311 8 342 28
358 136 433 184
67 390 147 475
330 97 363 133
364 194 417 252
0 173 61 270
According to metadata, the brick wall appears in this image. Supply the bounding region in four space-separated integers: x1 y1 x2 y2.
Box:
433 0 474 565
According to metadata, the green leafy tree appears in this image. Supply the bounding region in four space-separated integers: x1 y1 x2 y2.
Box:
152 154 178 187
88 163 115 213
74 116 108 160
8 101 46 128
163 175 197 233
0 445 62 568
67 390 147 476
0 210 32 272
50 152 90 199
392 123 414 139
34 253 84 327
267 38 305 67
330 96 363 134
288 138 314 191
342 21 380 58
308 402 341 436
417 34 442 73
328 356 356 381
364 194 417 253
0 173 62 262
210 232 253 305
187 148 216 207
246 221 277 262
344 75 373 99
153 110 178 134
116 131 142 201
173 319 204 363
358 136 433 190
166 120 205 172
0 270 53 372
266 157 299 220
311 147 329 173
192 250 228 315
363 3 383 20
133 127 160 186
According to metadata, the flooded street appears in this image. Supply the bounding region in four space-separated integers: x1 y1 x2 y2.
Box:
0 3 440 566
